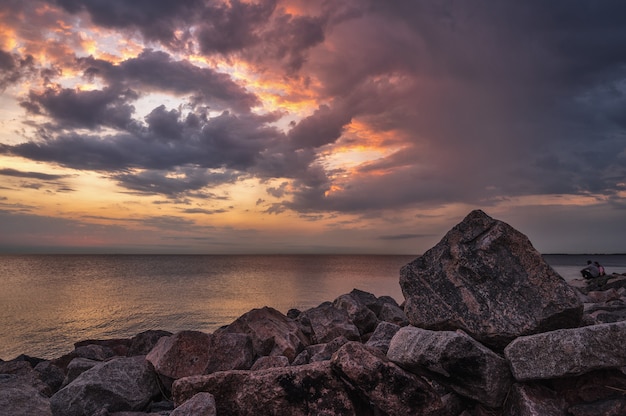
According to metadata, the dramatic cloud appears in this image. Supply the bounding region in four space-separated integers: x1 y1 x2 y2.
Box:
1 0 625 253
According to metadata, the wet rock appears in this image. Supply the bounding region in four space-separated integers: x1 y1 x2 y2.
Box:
364 321 401 354
504 383 567 415
387 325 512 407
0 374 52 416
400 210 583 349
331 341 445 416
217 306 309 362
333 292 379 335
297 302 360 344
250 355 289 371
146 330 211 379
205 332 254 373
171 392 216 416
505 321 626 381
50 356 159 416
172 361 357 415
128 330 172 356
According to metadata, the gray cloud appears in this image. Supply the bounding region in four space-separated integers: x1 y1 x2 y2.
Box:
0 49 35 90
0 168 68 181
80 50 259 112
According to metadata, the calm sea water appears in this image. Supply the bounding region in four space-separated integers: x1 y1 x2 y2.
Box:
1 254 625 360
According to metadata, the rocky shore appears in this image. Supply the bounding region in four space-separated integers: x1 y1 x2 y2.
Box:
2 210 626 415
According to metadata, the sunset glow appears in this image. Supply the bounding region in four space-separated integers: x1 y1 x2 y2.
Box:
1 1 625 254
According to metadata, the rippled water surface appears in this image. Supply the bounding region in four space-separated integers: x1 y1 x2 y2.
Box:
1 254 624 359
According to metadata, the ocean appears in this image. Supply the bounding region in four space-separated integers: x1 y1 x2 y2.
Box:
1 254 625 360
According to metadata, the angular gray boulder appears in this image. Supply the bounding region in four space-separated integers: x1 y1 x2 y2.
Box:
331 341 445 416
364 321 401 354
50 356 159 416
400 209 583 349
504 321 626 381
333 292 379 335
386 326 512 407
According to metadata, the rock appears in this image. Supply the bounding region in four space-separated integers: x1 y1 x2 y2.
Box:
504 383 567 415
297 302 360 344
0 358 49 395
73 344 117 361
205 332 254 373
34 361 65 395
333 292 379 335
171 392 216 416
172 361 357 415
50 356 160 416
400 209 583 349
128 330 172 356
504 321 626 381
292 336 349 365
364 321 401 354
349 289 380 313
74 338 132 357
377 301 408 326
217 306 309 362
331 341 445 416
146 330 211 379
568 398 626 416
387 326 512 407
250 355 289 371
63 358 99 387
546 369 626 408
0 374 52 416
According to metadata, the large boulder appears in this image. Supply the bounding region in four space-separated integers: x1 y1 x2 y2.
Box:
292 336 349 365
50 356 159 416
400 209 583 349
128 330 172 356
387 326 512 407
297 302 360 344
216 306 309 362
0 374 52 416
504 321 626 381
146 330 211 380
172 361 358 415
331 341 445 416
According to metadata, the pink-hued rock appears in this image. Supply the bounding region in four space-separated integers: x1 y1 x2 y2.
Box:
331 341 445 416
400 210 583 349
298 302 360 344
170 392 216 416
217 306 309 362
172 361 357 415
504 321 626 381
50 356 159 416
387 326 512 407
146 331 211 379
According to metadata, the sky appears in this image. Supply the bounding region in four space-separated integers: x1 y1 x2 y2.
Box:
0 0 625 255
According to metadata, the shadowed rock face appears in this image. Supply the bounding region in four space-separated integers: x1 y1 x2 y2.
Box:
400 209 583 349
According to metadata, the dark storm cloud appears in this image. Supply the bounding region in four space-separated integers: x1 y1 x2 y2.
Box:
288 104 352 149
50 0 204 47
0 168 68 181
80 50 259 112
0 49 35 90
21 86 138 130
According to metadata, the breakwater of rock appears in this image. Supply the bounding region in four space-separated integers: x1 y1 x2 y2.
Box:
2 210 626 415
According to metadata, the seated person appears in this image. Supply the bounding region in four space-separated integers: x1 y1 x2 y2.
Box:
594 261 606 276
580 260 600 279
